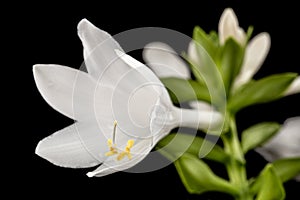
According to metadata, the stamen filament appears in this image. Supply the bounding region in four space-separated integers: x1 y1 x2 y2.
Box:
113 120 117 144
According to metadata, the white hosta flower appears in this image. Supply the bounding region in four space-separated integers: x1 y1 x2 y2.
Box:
143 42 190 79
283 77 300 96
218 8 246 46
143 41 214 113
220 8 299 93
143 8 300 96
232 33 271 90
256 117 300 181
218 8 271 90
34 19 223 177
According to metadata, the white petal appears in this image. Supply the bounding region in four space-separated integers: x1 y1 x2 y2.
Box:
33 64 97 121
233 33 271 89
284 76 300 96
150 97 177 144
173 107 223 131
36 122 104 168
77 19 130 83
87 140 152 177
218 8 235 45
219 8 239 45
187 41 201 66
115 49 170 85
143 42 190 79
256 117 300 161
188 101 215 112
93 50 174 141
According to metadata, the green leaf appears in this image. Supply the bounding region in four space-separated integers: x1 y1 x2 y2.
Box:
246 26 254 41
220 38 245 92
241 122 280 153
208 30 219 46
174 153 238 195
156 133 230 163
273 157 300 182
193 26 218 60
160 77 210 104
251 164 285 200
188 40 226 109
228 73 297 113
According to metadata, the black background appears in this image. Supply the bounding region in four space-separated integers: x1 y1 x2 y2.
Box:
12 0 300 199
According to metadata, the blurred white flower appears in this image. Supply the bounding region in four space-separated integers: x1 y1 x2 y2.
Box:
256 117 300 181
143 8 299 96
218 8 247 45
143 41 216 112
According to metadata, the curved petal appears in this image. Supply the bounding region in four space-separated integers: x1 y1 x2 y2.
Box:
35 122 104 168
188 101 215 112
284 76 300 96
87 140 152 177
77 19 131 83
150 97 177 144
110 50 175 139
187 41 201 67
233 33 271 89
256 117 300 161
218 8 246 45
33 64 97 121
143 42 190 79
173 107 223 131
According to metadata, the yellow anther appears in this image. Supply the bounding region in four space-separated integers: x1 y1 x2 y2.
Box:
105 139 118 157
126 140 134 149
117 140 134 161
107 139 113 147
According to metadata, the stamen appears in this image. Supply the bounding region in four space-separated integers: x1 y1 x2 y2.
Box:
117 140 134 161
105 139 117 156
105 121 135 161
105 121 118 157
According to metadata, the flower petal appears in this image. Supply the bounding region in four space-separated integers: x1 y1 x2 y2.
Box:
187 41 201 66
218 8 246 45
33 64 97 121
35 122 105 168
111 50 175 139
87 140 152 177
233 33 271 89
284 76 300 96
77 19 130 82
188 101 215 112
256 117 300 161
173 107 223 131
143 42 190 79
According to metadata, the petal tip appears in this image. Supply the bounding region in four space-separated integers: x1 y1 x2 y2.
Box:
32 64 44 74
86 172 94 178
35 138 48 161
222 8 236 20
77 18 92 30
262 33 271 49
77 19 95 38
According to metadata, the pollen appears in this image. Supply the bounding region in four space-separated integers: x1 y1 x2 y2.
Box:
105 121 134 161
117 140 134 161
105 139 118 156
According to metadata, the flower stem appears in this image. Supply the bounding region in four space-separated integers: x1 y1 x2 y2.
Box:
222 114 252 200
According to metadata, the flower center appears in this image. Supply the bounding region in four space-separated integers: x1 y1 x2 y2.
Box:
105 120 134 161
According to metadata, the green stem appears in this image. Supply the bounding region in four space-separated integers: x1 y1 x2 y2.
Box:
222 115 252 200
